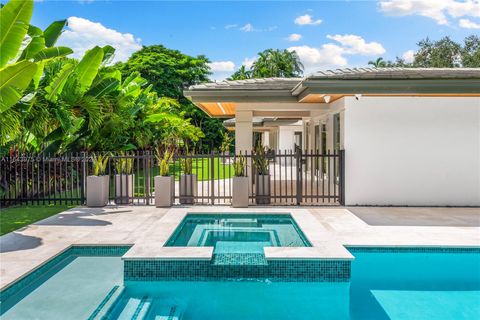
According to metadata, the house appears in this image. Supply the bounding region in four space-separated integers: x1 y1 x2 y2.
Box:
184 68 480 207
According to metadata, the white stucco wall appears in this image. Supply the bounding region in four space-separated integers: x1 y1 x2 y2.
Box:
344 96 480 206
277 125 302 152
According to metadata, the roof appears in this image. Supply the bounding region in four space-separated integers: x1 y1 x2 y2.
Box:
184 67 480 118
306 67 480 80
188 68 480 91
188 77 302 91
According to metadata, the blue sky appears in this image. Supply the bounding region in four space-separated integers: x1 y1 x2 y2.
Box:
30 0 480 80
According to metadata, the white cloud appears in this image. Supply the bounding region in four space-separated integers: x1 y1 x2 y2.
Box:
327 34 386 55
287 33 302 42
459 18 480 28
379 0 480 25
288 34 386 73
294 14 322 25
402 49 415 63
57 17 142 63
208 61 235 72
224 24 238 30
240 23 255 32
242 57 257 69
288 44 347 73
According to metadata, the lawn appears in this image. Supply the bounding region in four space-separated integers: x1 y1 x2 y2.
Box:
0 205 74 236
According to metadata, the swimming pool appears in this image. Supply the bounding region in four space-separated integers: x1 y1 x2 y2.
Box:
165 214 311 254
1 246 479 319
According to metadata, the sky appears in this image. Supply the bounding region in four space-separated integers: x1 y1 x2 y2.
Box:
29 0 480 80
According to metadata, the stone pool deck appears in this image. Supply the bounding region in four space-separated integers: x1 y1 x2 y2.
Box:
1 206 479 290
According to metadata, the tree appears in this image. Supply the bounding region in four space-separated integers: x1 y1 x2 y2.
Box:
367 35 480 68
0 0 74 152
228 65 252 80
368 57 387 68
251 49 303 78
461 35 480 67
414 36 462 68
117 45 226 151
228 48 303 80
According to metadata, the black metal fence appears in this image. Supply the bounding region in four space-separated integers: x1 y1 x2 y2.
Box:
0 150 344 207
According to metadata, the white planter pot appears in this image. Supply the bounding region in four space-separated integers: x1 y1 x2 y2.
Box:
255 174 271 205
155 176 174 207
232 176 249 208
115 174 134 204
86 175 109 207
180 174 197 205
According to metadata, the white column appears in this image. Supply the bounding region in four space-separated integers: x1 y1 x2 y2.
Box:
262 131 270 148
235 110 253 154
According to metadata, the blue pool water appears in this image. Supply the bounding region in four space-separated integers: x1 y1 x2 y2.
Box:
1 247 479 319
165 214 311 254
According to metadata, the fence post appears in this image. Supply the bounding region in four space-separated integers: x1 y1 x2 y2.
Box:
295 148 302 205
81 152 86 205
339 149 345 205
210 151 215 205
145 151 151 205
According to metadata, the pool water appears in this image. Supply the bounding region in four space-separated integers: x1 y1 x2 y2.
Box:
1 256 123 320
165 214 311 254
2 248 479 319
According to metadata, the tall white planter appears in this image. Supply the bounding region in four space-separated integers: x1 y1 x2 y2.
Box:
115 174 134 204
86 175 109 207
255 174 271 205
180 174 197 205
232 176 249 208
155 176 174 207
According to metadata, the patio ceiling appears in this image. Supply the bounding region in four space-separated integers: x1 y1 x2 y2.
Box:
184 68 480 118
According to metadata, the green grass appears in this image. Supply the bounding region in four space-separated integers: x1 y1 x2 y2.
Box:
170 157 233 181
132 157 233 195
0 205 74 236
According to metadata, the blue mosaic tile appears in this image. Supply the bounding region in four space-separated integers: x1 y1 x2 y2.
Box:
0 245 131 304
347 246 480 254
212 253 268 266
123 259 351 282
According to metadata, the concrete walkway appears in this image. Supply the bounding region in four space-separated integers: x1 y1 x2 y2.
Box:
1 205 479 290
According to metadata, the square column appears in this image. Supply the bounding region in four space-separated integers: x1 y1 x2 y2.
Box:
262 131 270 148
235 110 253 154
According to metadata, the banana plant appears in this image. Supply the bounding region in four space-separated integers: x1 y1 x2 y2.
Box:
0 0 72 112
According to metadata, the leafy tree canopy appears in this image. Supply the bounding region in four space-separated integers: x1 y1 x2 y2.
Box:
229 48 303 80
115 45 226 152
0 1 202 155
368 35 480 68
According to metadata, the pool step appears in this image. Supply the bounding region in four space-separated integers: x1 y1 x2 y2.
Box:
102 295 184 320
212 253 268 266
116 296 152 320
147 303 185 320
88 285 124 320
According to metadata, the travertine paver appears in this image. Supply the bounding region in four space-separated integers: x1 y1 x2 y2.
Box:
1 205 479 290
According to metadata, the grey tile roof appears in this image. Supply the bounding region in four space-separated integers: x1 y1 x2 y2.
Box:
186 68 480 93
188 77 303 90
307 67 480 80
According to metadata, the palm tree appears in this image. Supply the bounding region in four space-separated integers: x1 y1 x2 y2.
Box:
228 65 251 80
368 57 387 68
251 49 304 78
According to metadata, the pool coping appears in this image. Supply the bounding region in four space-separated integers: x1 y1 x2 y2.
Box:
121 208 355 262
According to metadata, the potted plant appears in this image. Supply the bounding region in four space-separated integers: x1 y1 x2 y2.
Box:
253 145 271 204
179 150 197 205
86 153 109 207
220 132 234 164
114 152 134 204
154 148 174 207
232 155 249 207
